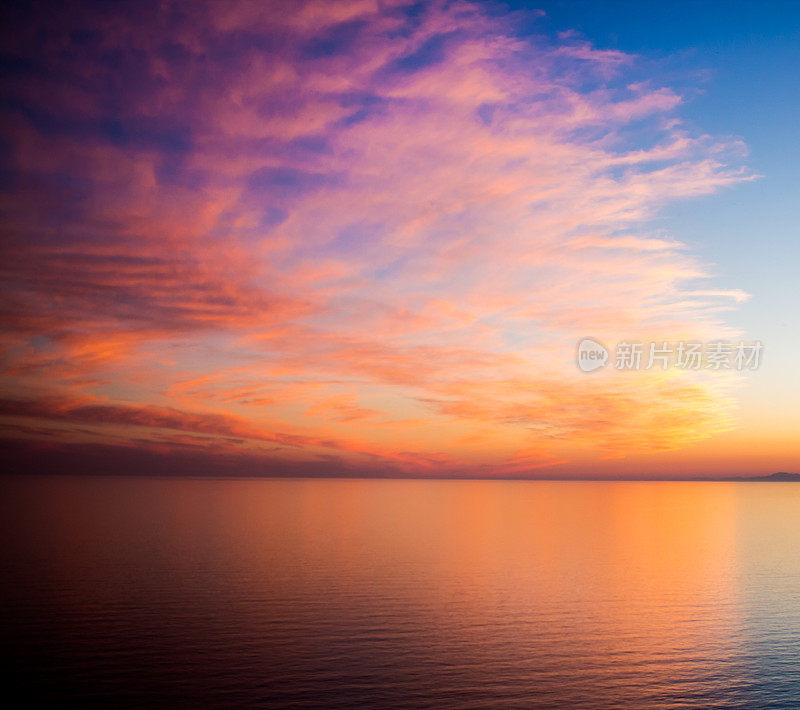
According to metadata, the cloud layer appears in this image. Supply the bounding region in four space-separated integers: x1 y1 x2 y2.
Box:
0 0 751 476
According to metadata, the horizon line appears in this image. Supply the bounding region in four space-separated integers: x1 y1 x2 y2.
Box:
2 472 799 482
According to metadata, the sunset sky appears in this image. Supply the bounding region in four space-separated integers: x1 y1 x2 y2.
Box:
1 0 797 478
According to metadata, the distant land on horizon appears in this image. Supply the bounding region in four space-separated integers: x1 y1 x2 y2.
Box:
739 472 800 482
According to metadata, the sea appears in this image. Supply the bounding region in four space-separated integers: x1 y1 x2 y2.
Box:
2 476 799 708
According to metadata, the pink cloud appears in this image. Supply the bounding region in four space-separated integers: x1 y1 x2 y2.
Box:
0 0 753 476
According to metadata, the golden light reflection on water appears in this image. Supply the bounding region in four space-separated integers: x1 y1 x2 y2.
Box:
2 477 800 708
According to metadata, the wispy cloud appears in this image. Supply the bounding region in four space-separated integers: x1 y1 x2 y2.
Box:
0 0 751 475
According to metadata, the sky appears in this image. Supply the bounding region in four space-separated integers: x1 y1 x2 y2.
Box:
0 0 797 478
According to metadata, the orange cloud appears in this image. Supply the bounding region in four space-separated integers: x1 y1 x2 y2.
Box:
0 0 755 477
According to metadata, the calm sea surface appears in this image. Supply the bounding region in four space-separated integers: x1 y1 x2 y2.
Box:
2 477 800 708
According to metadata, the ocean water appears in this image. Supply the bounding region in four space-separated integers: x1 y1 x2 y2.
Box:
1 477 799 709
